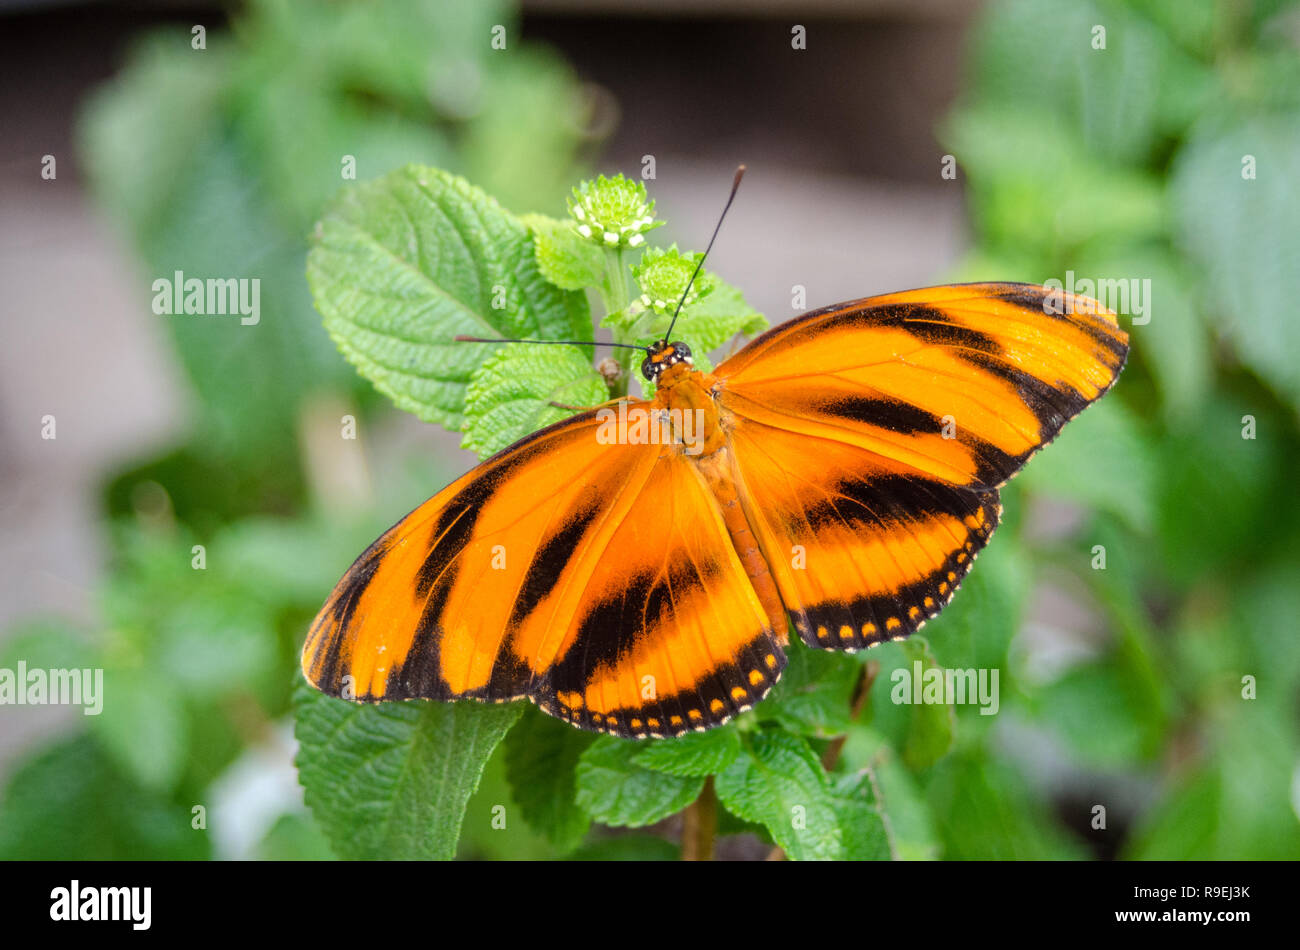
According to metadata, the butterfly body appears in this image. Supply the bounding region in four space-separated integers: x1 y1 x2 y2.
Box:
304 283 1128 738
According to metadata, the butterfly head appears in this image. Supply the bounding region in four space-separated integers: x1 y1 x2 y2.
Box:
641 341 693 383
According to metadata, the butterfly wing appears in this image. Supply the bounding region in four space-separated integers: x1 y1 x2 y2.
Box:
713 281 1128 649
302 403 786 737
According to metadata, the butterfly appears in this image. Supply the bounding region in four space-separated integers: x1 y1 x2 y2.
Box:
302 278 1128 738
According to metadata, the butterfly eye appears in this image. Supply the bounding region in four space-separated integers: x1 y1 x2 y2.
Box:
640 357 655 380
675 343 692 360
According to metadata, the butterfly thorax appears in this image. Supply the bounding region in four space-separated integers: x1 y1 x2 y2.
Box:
653 362 726 457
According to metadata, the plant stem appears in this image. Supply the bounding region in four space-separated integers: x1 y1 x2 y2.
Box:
604 247 629 312
599 247 637 398
681 776 717 861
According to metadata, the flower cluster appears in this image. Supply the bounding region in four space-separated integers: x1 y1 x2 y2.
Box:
566 173 662 248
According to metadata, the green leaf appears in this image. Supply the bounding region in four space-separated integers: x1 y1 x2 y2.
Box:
830 772 892 860
1234 557 1300 692
77 30 229 236
918 538 1027 672
1031 661 1155 767
897 640 956 771
458 45 591 216
714 730 842 860
942 106 1165 255
0 620 97 672
154 600 278 702
88 130 358 470
758 641 860 737
256 813 337 861
839 725 941 860
502 708 596 852
307 165 592 430
969 0 1210 164
522 213 606 290
293 683 523 859
924 746 1088 859
1123 769 1220 860
1074 248 1211 426
1154 400 1282 586
1127 698 1300 859
1171 114 1300 408
232 68 456 235
91 666 189 794
634 728 742 777
0 736 210 860
1018 397 1156 533
575 737 704 828
460 343 607 459
458 738 556 859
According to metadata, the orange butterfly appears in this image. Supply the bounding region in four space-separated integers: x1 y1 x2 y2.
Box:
302 280 1128 738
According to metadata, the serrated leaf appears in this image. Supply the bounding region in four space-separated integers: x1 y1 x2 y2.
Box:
758 641 860 737
1172 114 1300 408
293 683 522 859
307 165 592 430
460 343 607 459
502 707 595 852
522 213 605 290
830 772 892 860
634 728 742 777
575 737 704 828
839 725 940 860
714 730 842 860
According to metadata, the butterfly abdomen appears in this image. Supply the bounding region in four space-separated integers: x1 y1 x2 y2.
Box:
694 447 791 646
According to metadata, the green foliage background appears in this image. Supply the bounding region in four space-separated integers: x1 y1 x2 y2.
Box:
3 0 1299 860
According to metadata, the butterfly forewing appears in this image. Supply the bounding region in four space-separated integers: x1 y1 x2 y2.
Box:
722 417 1001 648
716 282 1129 490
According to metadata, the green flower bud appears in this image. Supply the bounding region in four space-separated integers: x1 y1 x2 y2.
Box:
567 173 662 248
632 245 715 316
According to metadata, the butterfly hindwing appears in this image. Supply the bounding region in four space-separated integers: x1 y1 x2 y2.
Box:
541 452 786 736
723 416 1000 649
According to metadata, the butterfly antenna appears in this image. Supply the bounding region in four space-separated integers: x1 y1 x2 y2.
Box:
663 164 746 342
454 335 648 351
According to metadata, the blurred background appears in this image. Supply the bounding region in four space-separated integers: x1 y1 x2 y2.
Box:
2 0 1298 860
